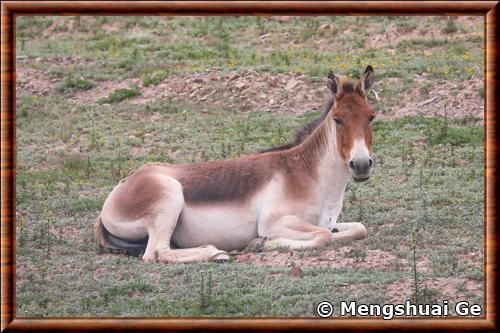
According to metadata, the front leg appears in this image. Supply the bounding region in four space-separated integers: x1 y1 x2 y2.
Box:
331 222 368 241
255 215 335 250
248 217 368 251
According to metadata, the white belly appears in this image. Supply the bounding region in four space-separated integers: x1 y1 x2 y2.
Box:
172 203 259 251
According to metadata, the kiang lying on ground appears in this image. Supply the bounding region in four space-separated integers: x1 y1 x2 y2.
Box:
95 65 376 264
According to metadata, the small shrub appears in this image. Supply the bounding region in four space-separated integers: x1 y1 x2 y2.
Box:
62 154 87 172
344 247 367 261
478 87 484 98
55 76 95 94
443 18 459 34
70 197 103 214
17 105 30 118
141 69 168 87
97 87 141 104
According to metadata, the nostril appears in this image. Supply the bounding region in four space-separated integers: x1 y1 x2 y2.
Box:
349 160 355 170
368 158 373 168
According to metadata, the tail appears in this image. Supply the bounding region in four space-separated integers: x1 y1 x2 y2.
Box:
94 215 148 257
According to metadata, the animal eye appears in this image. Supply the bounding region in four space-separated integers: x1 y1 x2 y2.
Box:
333 117 343 126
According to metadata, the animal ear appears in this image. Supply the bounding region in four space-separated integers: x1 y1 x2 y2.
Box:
327 71 342 98
357 65 374 96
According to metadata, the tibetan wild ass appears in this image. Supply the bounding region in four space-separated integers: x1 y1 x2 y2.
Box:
95 65 376 263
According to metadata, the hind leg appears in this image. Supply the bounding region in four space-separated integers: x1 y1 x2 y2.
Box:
146 245 230 264
141 178 229 264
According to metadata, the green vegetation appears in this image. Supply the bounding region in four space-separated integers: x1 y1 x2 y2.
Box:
16 16 483 84
15 16 484 317
97 87 141 104
15 98 485 316
55 76 95 94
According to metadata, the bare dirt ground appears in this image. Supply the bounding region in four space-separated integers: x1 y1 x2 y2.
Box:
233 246 399 271
364 17 482 49
232 246 482 303
232 245 444 275
17 63 484 121
386 277 482 305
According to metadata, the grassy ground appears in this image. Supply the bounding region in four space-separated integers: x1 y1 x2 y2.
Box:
15 16 484 317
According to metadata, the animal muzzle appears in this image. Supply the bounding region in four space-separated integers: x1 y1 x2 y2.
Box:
349 157 373 182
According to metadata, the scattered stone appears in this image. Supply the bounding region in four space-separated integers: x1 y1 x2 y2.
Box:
417 96 438 107
235 81 247 90
16 61 483 121
284 79 300 92
228 72 240 81
435 90 449 96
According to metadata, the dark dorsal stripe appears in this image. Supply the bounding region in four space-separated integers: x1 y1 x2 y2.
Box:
180 156 274 203
260 98 334 153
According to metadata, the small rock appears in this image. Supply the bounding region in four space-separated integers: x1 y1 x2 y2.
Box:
235 81 247 89
319 23 332 30
435 90 449 96
269 79 279 88
285 79 300 91
417 96 438 108
228 72 240 81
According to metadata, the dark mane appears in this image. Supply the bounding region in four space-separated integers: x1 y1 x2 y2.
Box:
260 98 334 153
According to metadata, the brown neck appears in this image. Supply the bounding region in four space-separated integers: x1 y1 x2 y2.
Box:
277 118 336 179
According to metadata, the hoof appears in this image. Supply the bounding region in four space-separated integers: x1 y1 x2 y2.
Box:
211 252 230 263
246 237 266 252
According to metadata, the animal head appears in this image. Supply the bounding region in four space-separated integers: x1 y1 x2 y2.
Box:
327 65 375 182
